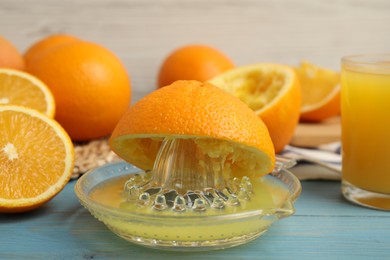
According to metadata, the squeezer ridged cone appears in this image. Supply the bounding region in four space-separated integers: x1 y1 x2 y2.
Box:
121 138 259 212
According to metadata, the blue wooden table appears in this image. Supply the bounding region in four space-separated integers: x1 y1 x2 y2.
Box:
1 171 390 259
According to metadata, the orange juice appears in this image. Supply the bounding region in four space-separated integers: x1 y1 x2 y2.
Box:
341 57 390 198
88 173 291 242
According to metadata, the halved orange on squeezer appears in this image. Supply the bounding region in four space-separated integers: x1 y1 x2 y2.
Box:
110 80 275 196
76 80 300 251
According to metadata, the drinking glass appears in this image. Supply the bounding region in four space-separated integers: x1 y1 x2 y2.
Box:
341 54 390 210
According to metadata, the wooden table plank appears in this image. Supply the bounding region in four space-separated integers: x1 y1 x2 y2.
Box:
291 117 341 148
1 177 389 259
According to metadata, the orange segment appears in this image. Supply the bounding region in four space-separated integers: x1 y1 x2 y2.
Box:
0 105 74 213
295 61 340 122
0 68 55 117
158 45 234 88
110 80 275 178
209 63 301 153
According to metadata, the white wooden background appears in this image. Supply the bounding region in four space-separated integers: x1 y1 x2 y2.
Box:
1 0 389 103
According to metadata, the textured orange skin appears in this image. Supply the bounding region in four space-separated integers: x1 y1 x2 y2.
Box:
26 41 131 141
258 72 301 153
158 45 234 88
300 91 340 122
110 80 275 177
24 34 79 69
0 36 25 70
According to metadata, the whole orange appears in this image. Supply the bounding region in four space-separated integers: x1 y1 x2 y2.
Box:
26 41 131 141
0 35 25 70
157 45 234 88
24 34 79 69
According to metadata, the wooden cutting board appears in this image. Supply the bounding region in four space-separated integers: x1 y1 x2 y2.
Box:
290 116 341 147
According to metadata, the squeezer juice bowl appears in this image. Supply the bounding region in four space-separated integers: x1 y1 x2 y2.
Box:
75 138 301 251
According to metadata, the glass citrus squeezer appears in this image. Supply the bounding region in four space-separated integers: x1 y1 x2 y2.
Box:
75 138 300 251
75 81 301 251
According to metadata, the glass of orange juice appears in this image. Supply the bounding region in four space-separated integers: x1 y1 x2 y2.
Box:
341 54 390 210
